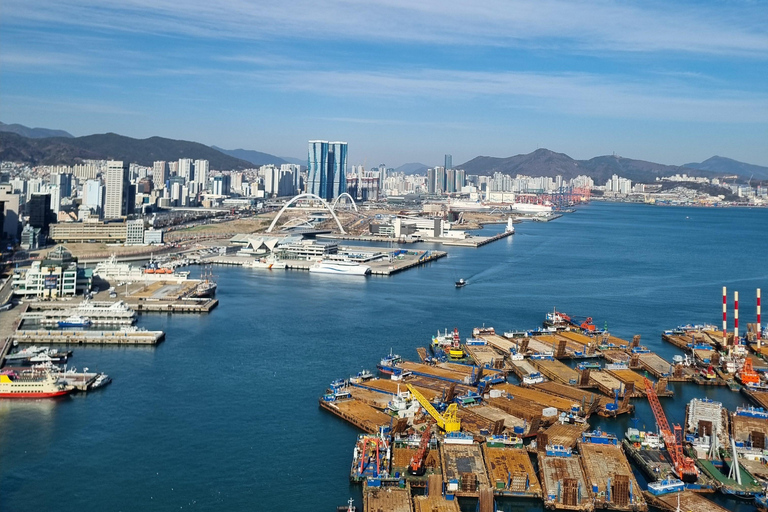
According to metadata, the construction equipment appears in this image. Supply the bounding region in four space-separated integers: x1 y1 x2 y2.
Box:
407 384 461 432
738 358 761 386
408 426 432 476
644 377 699 482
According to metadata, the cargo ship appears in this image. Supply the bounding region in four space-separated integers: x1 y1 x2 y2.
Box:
0 370 73 398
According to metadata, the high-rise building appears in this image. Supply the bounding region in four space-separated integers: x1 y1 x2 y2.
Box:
49 186 62 214
212 175 231 196
104 160 134 219
84 179 104 218
194 160 209 190
445 154 452 170
231 172 243 195
52 172 73 198
427 168 436 195
28 192 53 233
0 184 21 241
153 161 169 188
178 158 193 183
308 140 347 200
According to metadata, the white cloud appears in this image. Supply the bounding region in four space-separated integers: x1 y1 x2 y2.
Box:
3 0 767 57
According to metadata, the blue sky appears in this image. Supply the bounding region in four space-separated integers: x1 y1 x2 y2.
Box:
2 0 767 168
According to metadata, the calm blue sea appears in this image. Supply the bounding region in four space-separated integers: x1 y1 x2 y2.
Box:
1 202 766 512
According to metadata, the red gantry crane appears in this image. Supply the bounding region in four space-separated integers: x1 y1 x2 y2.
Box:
408 426 432 476
644 377 699 482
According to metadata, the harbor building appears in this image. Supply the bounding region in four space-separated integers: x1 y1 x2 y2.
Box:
275 239 339 261
50 220 129 243
12 246 92 298
308 140 347 200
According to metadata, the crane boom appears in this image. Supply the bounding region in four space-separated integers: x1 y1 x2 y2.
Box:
644 377 699 482
407 384 461 432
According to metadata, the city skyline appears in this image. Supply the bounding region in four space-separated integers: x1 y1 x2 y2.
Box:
2 1 767 167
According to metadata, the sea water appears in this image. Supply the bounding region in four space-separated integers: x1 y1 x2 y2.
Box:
1 202 766 511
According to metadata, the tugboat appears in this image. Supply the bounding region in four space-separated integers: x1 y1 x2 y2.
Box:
455 278 466 288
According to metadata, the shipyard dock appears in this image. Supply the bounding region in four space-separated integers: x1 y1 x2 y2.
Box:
538 453 593 511
578 439 647 511
642 491 730 512
318 397 393 434
440 442 491 498
482 445 542 497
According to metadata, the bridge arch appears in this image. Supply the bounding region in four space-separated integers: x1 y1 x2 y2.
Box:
266 193 346 234
330 192 359 212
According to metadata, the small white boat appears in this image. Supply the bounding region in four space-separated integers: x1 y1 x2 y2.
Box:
246 256 287 270
90 373 112 390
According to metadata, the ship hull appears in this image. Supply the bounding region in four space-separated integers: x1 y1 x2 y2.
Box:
0 389 72 399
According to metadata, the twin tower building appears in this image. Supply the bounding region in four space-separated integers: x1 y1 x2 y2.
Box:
307 140 347 201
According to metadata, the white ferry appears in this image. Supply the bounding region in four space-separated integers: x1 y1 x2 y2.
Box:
0 370 73 398
309 260 371 276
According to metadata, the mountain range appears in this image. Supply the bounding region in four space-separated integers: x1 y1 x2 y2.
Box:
1 122 765 182
0 131 256 169
0 121 73 139
458 149 767 183
684 156 768 181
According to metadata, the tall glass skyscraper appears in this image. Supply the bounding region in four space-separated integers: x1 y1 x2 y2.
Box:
308 140 347 200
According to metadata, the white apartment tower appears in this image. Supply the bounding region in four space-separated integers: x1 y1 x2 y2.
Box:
178 158 193 182
194 160 209 191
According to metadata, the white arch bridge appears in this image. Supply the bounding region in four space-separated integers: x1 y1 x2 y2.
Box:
266 193 359 234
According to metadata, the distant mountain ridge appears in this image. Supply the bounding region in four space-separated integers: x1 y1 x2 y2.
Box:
0 121 73 139
457 148 743 184
211 146 288 166
684 156 768 181
395 162 429 175
0 132 253 169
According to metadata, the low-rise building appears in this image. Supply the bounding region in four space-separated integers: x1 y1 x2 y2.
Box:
143 229 164 245
126 219 145 245
12 246 92 298
49 220 127 243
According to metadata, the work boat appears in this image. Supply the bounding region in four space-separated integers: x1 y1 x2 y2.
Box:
309 260 371 276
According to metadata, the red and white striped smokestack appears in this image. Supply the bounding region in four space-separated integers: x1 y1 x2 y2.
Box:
723 286 727 342
758 288 762 346
734 291 739 342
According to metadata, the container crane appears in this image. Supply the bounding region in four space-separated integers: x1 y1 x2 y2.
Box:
408 426 432 476
643 377 699 482
407 384 461 432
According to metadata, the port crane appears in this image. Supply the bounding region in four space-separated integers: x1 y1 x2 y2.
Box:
643 377 699 482
407 384 461 432
408 426 433 476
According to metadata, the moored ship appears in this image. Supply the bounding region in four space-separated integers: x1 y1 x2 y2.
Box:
0 370 73 398
57 315 93 328
309 260 371 276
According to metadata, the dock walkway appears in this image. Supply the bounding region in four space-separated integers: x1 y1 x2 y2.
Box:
13 329 164 345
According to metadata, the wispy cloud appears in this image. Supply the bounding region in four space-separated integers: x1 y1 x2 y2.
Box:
4 0 767 57
226 68 768 124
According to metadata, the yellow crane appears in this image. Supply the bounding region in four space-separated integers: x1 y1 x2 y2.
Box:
407 384 461 432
